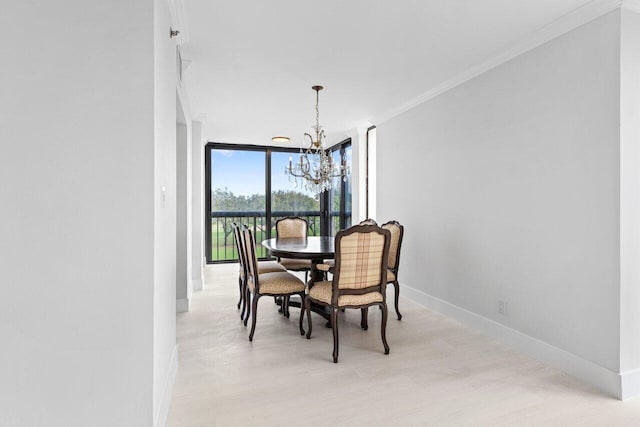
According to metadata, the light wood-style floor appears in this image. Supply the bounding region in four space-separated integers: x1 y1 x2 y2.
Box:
167 264 640 426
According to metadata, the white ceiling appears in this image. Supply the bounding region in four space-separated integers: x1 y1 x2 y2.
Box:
180 0 595 147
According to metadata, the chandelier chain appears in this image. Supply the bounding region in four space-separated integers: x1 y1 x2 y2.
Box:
315 89 320 130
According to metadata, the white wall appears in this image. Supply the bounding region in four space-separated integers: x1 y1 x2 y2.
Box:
620 8 640 386
154 0 178 424
377 10 623 393
0 1 160 425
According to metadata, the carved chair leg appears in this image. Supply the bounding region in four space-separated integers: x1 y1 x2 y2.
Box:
332 307 339 363
249 294 260 341
393 280 402 320
305 297 313 339
243 287 251 326
298 293 305 336
380 302 390 355
237 277 243 309
360 307 369 330
240 280 247 320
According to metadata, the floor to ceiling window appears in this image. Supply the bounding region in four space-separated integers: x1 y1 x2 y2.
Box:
207 147 267 261
205 140 352 263
270 151 321 236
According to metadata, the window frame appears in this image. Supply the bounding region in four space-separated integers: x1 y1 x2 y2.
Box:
205 140 352 263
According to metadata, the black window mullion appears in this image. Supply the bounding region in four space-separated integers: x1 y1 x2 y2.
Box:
205 145 212 262
320 176 329 236
339 145 346 230
265 149 272 241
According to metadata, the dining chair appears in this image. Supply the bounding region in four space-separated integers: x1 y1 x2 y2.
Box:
381 220 405 320
275 216 313 277
232 222 286 321
242 225 306 341
274 216 313 310
305 224 391 363
320 220 405 322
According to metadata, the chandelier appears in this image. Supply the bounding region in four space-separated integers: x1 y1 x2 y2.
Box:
285 85 350 194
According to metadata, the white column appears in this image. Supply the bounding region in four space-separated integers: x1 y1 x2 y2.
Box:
191 120 206 291
367 127 377 221
351 127 368 223
176 120 192 312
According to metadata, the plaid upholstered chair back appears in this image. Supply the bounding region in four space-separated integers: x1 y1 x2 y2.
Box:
332 225 391 297
275 217 308 239
381 221 404 271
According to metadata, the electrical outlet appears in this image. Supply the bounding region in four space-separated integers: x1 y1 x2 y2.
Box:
498 300 507 316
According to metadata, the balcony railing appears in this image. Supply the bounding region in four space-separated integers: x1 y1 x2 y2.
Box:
209 210 322 262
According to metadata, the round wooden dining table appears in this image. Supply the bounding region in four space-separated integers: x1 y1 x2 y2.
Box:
261 236 334 285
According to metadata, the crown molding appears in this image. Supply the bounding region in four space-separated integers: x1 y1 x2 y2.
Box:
376 0 624 125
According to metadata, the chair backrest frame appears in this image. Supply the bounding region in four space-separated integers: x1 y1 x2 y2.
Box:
232 222 248 280
241 225 260 292
331 224 391 306
381 220 404 273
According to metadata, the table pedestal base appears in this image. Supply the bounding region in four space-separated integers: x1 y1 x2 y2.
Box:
276 295 332 327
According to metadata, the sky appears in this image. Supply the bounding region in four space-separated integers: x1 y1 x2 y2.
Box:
211 149 335 198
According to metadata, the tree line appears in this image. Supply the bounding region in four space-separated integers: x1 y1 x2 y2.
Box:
212 188 319 212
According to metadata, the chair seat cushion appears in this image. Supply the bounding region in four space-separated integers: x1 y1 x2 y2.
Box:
316 263 332 272
308 281 383 307
316 259 335 272
257 260 287 274
250 271 305 295
279 258 312 271
240 260 286 279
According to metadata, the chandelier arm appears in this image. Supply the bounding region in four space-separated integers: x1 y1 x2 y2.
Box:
304 132 314 147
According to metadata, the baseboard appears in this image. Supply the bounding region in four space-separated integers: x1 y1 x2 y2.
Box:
621 368 640 400
155 344 179 427
402 284 623 399
176 297 190 313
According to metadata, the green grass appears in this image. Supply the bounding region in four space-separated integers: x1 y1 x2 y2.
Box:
210 226 269 262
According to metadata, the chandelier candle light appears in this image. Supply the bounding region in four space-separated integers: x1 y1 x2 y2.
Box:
285 85 350 194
